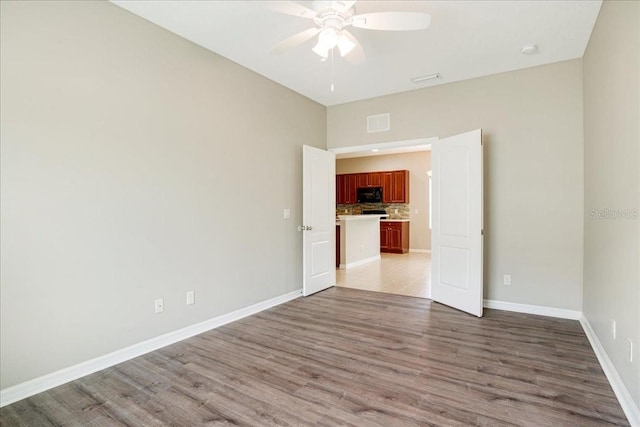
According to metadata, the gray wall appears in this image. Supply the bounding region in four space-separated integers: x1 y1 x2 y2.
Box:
336 151 431 250
328 60 585 311
583 0 640 408
0 1 325 388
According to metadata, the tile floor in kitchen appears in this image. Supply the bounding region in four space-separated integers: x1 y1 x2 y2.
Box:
335 252 431 298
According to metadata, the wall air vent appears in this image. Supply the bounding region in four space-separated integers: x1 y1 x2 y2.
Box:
367 113 390 133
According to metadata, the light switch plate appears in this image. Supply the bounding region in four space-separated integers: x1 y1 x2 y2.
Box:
283 208 291 219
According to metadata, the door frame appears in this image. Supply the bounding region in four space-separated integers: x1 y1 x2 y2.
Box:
329 136 438 298
329 137 438 158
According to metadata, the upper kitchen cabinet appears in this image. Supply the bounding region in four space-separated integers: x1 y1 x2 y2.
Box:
382 170 410 203
337 170 408 204
336 174 357 204
357 172 382 188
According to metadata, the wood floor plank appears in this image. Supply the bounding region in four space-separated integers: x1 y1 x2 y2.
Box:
0 287 630 426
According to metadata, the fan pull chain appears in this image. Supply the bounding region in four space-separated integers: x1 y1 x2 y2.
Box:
330 48 335 92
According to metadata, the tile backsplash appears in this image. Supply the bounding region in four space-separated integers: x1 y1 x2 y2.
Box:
336 203 410 219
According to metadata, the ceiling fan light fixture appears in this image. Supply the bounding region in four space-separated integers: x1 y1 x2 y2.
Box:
313 27 340 58
312 42 330 58
336 33 355 56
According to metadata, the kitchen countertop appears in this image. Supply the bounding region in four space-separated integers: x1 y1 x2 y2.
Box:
336 215 410 225
338 215 387 220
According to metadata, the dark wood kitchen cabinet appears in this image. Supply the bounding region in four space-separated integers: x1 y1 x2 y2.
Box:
381 170 409 203
336 174 357 204
368 172 382 186
357 172 382 188
356 173 368 188
336 175 344 204
380 221 409 254
337 170 407 204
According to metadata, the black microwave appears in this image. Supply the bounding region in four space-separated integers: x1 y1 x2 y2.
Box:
357 187 383 203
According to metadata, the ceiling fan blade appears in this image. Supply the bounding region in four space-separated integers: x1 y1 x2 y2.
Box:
332 1 357 12
269 27 320 55
263 1 316 19
351 12 431 31
341 30 366 64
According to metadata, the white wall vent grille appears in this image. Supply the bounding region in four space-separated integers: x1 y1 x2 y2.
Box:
367 113 390 133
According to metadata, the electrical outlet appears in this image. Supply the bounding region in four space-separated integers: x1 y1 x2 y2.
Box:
611 319 616 339
186 291 195 305
361 244 365 252
629 339 633 363
503 274 511 286
154 298 164 314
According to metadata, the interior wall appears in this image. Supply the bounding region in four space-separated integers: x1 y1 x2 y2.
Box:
336 151 431 250
328 59 585 311
583 0 640 408
0 1 326 389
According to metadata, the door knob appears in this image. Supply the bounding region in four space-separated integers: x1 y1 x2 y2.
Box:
297 225 312 231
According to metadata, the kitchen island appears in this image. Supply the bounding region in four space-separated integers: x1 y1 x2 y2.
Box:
336 215 386 269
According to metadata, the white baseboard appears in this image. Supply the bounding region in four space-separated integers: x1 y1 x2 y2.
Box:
580 315 640 426
3 291 637 427
409 249 431 254
483 299 582 320
339 255 381 269
0 289 302 408
483 299 637 425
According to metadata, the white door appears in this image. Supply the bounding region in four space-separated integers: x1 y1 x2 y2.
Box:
302 145 336 296
431 129 483 316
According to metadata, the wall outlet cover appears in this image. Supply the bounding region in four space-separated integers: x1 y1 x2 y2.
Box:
154 298 164 313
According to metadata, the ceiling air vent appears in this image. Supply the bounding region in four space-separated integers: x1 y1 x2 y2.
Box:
367 113 390 133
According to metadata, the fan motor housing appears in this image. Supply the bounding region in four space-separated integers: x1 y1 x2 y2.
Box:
313 4 355 29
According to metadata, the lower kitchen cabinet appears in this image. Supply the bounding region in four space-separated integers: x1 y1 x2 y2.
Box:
380 221 409 254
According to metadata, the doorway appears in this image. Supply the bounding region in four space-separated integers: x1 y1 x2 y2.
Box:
330 137 436 299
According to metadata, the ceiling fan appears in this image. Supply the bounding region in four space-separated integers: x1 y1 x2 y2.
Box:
266 1 431 63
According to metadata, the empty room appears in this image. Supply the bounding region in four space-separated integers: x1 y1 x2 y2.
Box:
1 0 638 425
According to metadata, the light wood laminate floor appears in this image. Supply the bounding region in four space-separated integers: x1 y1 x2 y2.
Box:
336 252 431 298
0 287 628 426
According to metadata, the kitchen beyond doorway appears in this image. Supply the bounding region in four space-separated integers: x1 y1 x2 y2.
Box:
336 252 431 298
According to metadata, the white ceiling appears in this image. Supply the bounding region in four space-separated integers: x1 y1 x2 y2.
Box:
111 0 602 107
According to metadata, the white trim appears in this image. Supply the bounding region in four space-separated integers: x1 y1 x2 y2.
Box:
0 289 302 408
483 299 638 426
4 291 637 427
329 137 438 156
339 255 381 270
580 315 640 426
483 299 582 320
409 249 431 254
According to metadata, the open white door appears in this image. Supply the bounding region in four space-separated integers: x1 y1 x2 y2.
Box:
431 129 483 316
302 145 336 296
